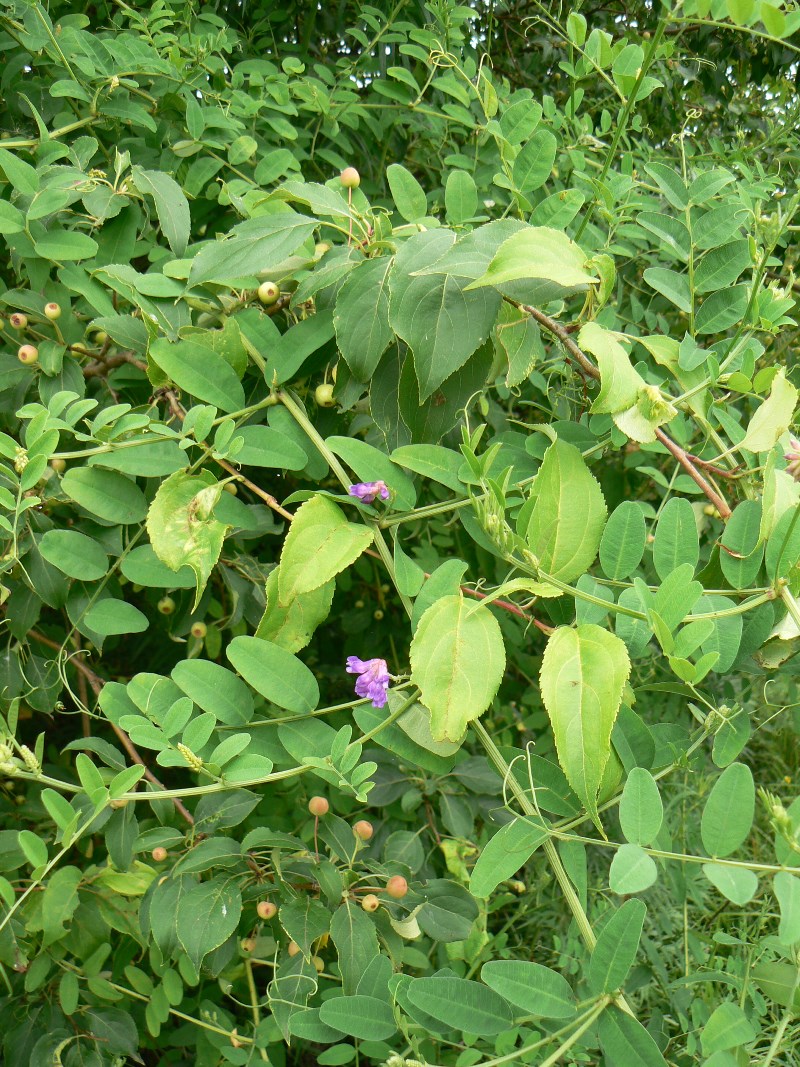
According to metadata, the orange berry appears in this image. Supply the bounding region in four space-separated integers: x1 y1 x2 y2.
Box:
308 796 329 817
386 875 408 899
151 847 168 862
353 820 374 841
257 900 277 920
287 940 300 957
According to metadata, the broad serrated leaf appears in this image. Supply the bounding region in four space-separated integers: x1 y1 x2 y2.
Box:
540 624 631 832
581 322 644 414
741 369 798 453
389 230 500 400
146 470 229 610
256 567 335 653
410 593 505 742
175 879 242 968
277 496 372 604
522 439 607 586
188 212 317 285
466 225 597 303
334 256 394 381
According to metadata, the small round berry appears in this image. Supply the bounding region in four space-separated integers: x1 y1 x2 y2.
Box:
90 329 108 345
151 847 168 862
257 281 280 306
10 313 27 330
386 875 408 899
157 596 175 615
18 344 39 365
287 940 301 957
354 600 365 610
190 621 207 639
50 458 66 473
373 609 384 621
308 796 329 817
257 900 277 921
315 383 335 408
224 482 238 495
44 302 61 320
353 820 374 841
340 167 361 189
361 894 380 912
312 955 324 973
242 938 256 953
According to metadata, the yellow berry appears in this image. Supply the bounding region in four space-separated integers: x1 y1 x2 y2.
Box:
340 167 360 189
257 281 280 305
44 302 61 320
361 894 380 912
287 940 300 957
190 621 207 639
151 847 168 862
17 345 38 365
315 383 335 408
157 596 175 615
10 313 27 330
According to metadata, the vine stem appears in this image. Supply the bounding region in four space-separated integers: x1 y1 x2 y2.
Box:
245 959 269 1061
27 630 195 825
277 388 414 618
472 720 639 1019
518 303 733 520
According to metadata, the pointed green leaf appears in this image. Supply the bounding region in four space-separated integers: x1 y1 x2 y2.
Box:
410 593 506 742
146 470 229 610
540 624 631 831
587 898 646 994
523 439 607 585
277 495 373 604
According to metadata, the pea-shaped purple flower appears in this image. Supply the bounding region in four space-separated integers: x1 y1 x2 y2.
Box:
348 481 390 504
346 656 391 708
785 436 800 482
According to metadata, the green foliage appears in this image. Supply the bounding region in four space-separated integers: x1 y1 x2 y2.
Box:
0 0 799 1063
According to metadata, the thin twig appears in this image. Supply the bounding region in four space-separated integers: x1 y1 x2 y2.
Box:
517 303 733 520
161 390 294 523
27 631 194 825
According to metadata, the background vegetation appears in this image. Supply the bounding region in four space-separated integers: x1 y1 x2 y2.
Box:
1 0 800 1063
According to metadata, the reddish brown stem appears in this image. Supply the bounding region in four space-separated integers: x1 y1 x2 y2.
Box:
27 631 194 825
161 390 294 523
517 302 733 520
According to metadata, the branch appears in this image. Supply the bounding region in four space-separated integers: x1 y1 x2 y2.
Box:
27 631 194 825
517 303 733 520
160 390 294 523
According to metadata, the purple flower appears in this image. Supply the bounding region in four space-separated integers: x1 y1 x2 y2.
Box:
785 436 800 482
348 481 390 504
346 656 391 708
